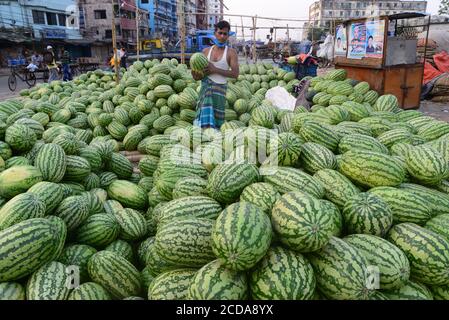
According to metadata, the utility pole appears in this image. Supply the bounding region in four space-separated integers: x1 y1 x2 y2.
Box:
252 16 257 63
136 4 140 61
240 16 247 63
111 0 119 83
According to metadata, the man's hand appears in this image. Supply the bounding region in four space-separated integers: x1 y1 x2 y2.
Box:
191 70 205 81
204 62 218 75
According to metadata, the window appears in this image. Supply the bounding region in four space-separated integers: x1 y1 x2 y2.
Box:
46 12 58 25
141 0 149 3
340 11 343 16
32 10 45 24
58 14 66 26
94 10 107 19
105 29 112 38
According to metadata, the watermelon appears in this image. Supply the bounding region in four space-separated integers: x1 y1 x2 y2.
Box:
207 163 259 204
190 52 209 71
338 133 389 154
268 132 302 166
5 123 37 152
155 218 215 268
148 269 197 300
54 195 90 232
383 280 433 300
271 191 335 252
338 150 405 188
105 240 134 263
74 214 120 248
374 94 399 112
406 145 449 185
87 250 142 299
212 202 272 271
342 192 393 237
172 176 207 199
108 180 148 210
0 282 25 300
387 223 449 286
58 244 97 283
301 142 337 174
27 181 64 214
240 182 280 214
0 165 43 199
307 237 374 300
249 246 316 300
0 217 66 282
0 192 46 231
26 261 70 300
114 208 147 241
64 156 91 182
425 214 449 240
187 259 248 300
399 183 449 217
313 169 360 208
343 234 410 290
298 121 340 152
67 282 112 300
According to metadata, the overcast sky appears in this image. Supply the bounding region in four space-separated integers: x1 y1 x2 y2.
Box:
223 0 442 40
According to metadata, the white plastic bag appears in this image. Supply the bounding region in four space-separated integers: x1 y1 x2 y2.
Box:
265 86 297 111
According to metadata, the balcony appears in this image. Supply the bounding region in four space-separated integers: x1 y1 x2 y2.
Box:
120 18 136 30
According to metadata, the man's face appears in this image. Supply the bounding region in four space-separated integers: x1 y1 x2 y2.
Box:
368 38 373 46
337 39 341 47
215 28 229 44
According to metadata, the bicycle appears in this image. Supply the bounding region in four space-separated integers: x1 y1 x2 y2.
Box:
7 63 37 91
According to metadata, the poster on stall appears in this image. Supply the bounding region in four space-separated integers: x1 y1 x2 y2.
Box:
365 19 385 58
347 22 367 59
334 25 347 57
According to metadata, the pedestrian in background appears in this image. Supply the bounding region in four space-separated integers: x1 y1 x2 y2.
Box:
43 45 58 82
60 48 72 81
119 48 127 69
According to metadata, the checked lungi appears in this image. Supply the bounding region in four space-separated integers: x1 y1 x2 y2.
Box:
193 77 227 129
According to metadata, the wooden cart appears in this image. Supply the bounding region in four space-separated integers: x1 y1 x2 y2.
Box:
334 13 431 110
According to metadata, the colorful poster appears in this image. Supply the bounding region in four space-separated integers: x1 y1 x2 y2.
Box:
365 19 385 58
347 22 367 59
334 25 347 57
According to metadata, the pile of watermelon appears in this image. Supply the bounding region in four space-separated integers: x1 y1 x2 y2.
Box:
0 60 449 300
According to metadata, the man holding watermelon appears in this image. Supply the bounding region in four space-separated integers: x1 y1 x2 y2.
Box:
191 20 239 130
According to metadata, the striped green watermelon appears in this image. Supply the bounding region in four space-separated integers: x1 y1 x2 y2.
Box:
383 280 433 300
338 133 389 154
64 155 91 182
148 268 197 300
429 284 449 300
343 234 410 290
271 191 335 252
250 245 316 300
301 142 337 174
313 169 360 207
374 94 399 112
369 187 433 225
262 166 325 198
406 145 449 185
27 181 64 214
58 244 97 284
157 196 222 227
114 208 147 241
155 218 215 268
307 236 374 300
4 156 30 169
268 132 302 166
299 121 340 152
172 176 207 199
87 250 142 299
342 192 393 237
67 282 112 300
53 195 90 232
0 192 46 231
425 214 449 240
207 163 259 204
212 202 272 271
399 183 449 217
338 150 405 188
74 214 120 248
0 165 43 199
387 223 449 286
189 52 208 72
240 182 280 214
108 180 148 210
0 282 25 300
0 217 66 282
187 259 248 300
5 123 37 152
26 261 70 300
105 239 134 263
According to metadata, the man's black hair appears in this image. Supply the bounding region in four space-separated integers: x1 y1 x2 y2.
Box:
215 20 231 31
368 35 373 40
337 37 341 41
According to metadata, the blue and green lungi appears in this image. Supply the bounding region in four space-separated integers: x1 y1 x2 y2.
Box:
193 77 227 129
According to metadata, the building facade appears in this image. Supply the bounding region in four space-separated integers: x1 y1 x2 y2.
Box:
196 0 207 30
206 0 223 29
78 0 149 61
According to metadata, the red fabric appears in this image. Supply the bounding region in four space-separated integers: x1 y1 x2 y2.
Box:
423 61 443 84
434 51 449 73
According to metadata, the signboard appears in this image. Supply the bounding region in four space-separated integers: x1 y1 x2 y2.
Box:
43 28 66 39
365 19 385 58
334 25 347 57
347 22 367 59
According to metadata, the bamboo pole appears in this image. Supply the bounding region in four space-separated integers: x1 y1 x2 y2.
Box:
178 0 186 64
136 5 140 61
111 0 119 84
252 16 257 63
240 16 247 63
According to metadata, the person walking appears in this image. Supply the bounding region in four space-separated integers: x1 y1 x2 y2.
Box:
43 45 58 82
191 20 239 130
60 48 72 81
119 47 127 69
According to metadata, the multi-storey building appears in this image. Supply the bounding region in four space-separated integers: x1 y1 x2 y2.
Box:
0 0 83 65
206 0 223 29
304 0 427 39
196 0 208 30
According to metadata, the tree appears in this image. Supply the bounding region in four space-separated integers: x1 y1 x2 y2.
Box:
439 0 449 15
307 27 326 41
